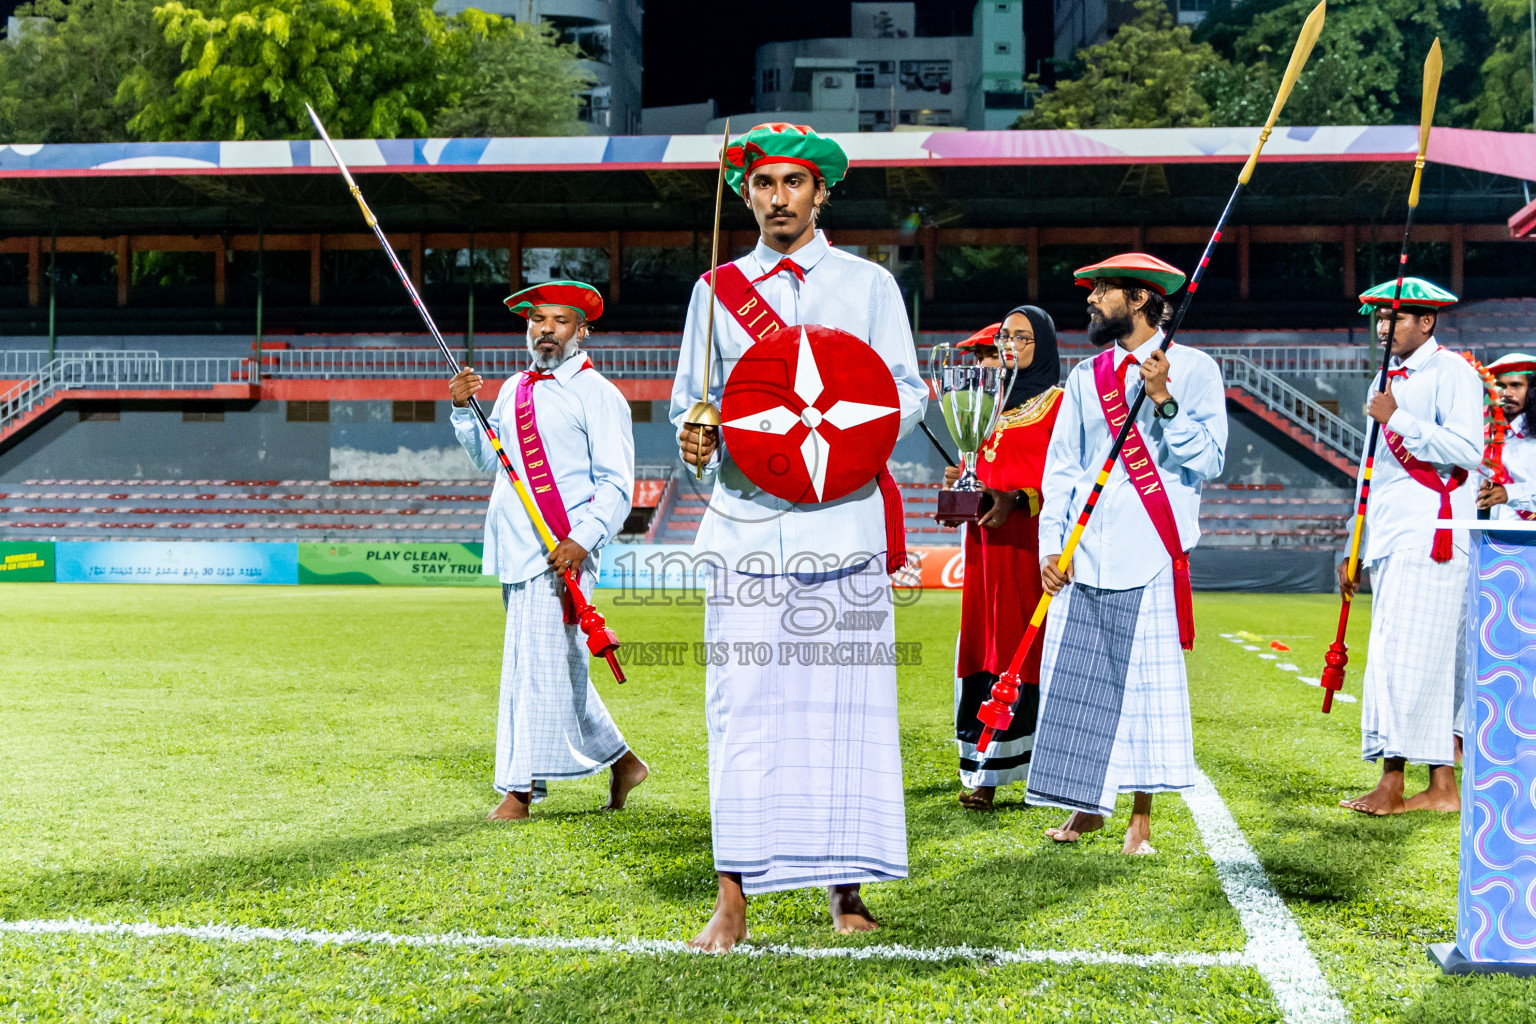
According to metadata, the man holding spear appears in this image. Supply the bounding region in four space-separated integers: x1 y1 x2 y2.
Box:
451 281 649 821
1027 255 1228 853
1337 279 1481 816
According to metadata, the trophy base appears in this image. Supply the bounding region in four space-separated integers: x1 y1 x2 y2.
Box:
934 489 993 525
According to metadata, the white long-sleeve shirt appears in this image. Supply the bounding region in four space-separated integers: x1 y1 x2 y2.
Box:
453 352 634 584
1492 415 1536 520
668 230 928 573
1357 339 1483 562
1038 331 1228 591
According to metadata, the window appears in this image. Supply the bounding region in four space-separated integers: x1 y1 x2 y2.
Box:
878 61 894 74
995 42 1011 54
80 404 120 422
858 110 892 132
183 406 224 422
898 109 952 126
761 68 780 93
287 400 330 422
856 62 879 89
393 401 436 424
899 60 953 94
996 2 1009 10
628 400 652 423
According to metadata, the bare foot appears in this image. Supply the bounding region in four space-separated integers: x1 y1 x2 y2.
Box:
1122 816 1155 855
829 885 879 934
1044 811 1104 843
1339 783 1405 816
486 791 531 821
604 751 649 811
958 786 995 811
688 874 748 953
1403 765 1460 813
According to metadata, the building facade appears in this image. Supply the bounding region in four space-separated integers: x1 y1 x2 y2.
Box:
434 0 642 136
749 1 1030 134
1053 0 1209 66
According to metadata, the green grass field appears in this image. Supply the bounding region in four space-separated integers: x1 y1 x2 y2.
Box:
1 582 1534 1023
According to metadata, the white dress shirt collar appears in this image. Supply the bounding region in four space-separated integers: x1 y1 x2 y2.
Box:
1390 337 1441 373
524 347 590 387
1111 329 1167 367
751 229 831 278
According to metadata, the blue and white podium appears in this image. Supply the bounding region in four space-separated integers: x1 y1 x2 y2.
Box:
1430 520 1536 976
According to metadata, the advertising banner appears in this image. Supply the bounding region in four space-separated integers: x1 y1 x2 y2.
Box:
55 542 298 585
595 543 964 591
297 542 497 586
0 541 55 582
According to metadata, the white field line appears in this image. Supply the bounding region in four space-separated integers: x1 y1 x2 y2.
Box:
1184 770 1349 1024
1220 633 1357 703
0 917 1243 969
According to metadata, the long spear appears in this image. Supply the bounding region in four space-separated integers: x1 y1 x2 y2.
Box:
305 105 625 684
1319 39 1443 713
975 1 1327 754
682 120 732 480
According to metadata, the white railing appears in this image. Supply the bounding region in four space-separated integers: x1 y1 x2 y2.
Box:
1216 352 1366 462
1 355 249 434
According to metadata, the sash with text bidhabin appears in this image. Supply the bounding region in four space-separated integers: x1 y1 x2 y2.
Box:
1091 348 1195 650
513 356 593 621
704 262 907 574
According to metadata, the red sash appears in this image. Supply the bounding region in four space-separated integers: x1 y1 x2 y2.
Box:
514 356 593 620
705 262 907 574
1091 349 1195 650
1381 429 1468 562
1518 509 1536 522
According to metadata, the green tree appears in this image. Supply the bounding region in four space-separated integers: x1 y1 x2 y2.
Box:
1464 0 1534 130
123 0 457 141
431 17 593 137
1198 0 1489 126
0 0 177 144
1017 0 1226 129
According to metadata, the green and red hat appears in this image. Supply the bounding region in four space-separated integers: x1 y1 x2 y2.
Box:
955 322 1003 350
504 280 604 321
1357 277 1457 317
724 123 849 194
1072 252 1186 296
1487 352 1536 377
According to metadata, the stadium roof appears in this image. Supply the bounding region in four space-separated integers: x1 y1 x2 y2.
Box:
0 126 1531 236
1 125 1534 177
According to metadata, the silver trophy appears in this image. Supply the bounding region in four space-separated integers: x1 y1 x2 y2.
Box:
929 340 1016 524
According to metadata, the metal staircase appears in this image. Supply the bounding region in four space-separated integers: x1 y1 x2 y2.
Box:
1208 349 1365 478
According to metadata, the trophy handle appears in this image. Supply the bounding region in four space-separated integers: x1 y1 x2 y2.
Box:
928 343 950 397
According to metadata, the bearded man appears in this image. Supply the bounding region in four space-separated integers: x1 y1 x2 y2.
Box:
1479 353 1536 521
670 124 927 951
1027 254 1227 855
449 280 648 822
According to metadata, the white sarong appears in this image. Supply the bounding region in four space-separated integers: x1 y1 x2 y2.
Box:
1360 546 1468 765
704 558 908 894
1027 562 1195 818
495 571 627 799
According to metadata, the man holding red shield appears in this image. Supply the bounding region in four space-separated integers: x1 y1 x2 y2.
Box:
1337 279 1481 816
450 281 648 822
1027 254 1227 855
669 123 928 951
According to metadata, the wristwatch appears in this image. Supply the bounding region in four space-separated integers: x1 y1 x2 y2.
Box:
1153 395 1179 419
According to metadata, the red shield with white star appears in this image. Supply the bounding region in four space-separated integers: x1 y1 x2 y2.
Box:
720 324 901 504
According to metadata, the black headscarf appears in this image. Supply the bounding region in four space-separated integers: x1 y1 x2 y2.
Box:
999 305 1060 410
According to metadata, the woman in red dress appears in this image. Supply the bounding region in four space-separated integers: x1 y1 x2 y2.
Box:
948 305 1063 811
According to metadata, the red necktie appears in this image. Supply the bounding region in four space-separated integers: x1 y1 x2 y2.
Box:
750 257 806 285
1116 354 1138 388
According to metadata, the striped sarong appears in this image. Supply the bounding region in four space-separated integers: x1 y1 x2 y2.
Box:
1026 563 1195 817
704 558 908 894
956 669 1037 788
1360 545 1468 765
495 571 628 800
